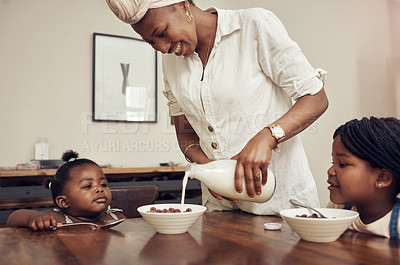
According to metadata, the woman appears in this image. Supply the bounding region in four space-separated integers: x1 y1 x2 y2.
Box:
106 0 328 215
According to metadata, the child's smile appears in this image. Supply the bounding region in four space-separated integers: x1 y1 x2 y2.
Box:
327 180 339 190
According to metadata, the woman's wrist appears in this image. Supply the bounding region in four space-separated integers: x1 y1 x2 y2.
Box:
184 143 200 155
183 143 212 164
265 124 286 144
183 143 201 163
262 127 281 152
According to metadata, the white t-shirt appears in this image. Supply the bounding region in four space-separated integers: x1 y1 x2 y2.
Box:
327 202 399 238
162 7 326 215
350 210 393 238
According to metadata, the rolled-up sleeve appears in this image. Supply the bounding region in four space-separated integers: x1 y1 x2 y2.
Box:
281 68 327 99
162 78 184 116
255 10 327 100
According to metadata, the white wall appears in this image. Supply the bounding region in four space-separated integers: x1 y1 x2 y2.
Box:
0 0 398 206
0 0 185 168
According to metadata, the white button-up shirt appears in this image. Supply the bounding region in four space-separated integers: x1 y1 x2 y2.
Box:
162 7 326 215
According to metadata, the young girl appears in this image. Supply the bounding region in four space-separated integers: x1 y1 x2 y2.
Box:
327 117 400 239
7 150 125 231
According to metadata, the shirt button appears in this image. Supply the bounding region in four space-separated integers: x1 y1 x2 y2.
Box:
211 142 219 149
208 125 214 132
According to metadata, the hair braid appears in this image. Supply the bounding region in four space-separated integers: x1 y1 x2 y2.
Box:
334 117 400 181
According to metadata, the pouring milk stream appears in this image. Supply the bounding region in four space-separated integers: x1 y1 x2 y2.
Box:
181 160 276 208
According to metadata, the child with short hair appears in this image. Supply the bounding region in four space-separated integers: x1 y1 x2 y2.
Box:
327 117 400 239
7 150 125 231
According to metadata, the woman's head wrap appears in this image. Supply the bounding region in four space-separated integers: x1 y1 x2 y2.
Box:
333 117 400 179
106 0 185 24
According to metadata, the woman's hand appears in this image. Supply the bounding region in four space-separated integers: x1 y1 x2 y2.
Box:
27 211 58 231
230 88 328 198
231 127 276 198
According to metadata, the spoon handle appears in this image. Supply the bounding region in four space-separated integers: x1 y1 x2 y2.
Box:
52 219 125 230
98 218 126 229
289 199 327 218
58 222 99 229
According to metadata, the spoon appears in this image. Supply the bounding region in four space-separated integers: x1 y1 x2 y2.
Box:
289 199 327 218
56 218 126 230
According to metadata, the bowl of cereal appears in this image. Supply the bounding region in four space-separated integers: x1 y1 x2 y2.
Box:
279 208 359 243
137 204 207 234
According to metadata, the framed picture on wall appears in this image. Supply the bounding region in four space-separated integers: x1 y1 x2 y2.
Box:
92 33 157 123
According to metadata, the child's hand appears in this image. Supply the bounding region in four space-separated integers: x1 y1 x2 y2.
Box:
27 212 58 231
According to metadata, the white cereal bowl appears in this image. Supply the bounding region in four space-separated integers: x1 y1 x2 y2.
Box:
137 204 207 234
279 208 359 243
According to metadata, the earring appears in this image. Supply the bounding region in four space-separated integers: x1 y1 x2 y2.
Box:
377 182 383 188
186 10 193 22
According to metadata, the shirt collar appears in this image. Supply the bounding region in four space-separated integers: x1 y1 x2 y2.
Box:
205 7 241 45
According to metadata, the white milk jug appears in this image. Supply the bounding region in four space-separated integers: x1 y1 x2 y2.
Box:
185 160 276 203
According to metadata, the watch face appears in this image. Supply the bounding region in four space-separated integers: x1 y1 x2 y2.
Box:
273 126 285 138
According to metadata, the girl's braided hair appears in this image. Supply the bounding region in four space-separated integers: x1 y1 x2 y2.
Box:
50 150 100 205
333 117 400 184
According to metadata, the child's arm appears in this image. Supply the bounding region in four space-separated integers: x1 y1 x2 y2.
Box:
7 209 59 231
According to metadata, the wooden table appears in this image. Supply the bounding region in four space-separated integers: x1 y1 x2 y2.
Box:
0 211 398 265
